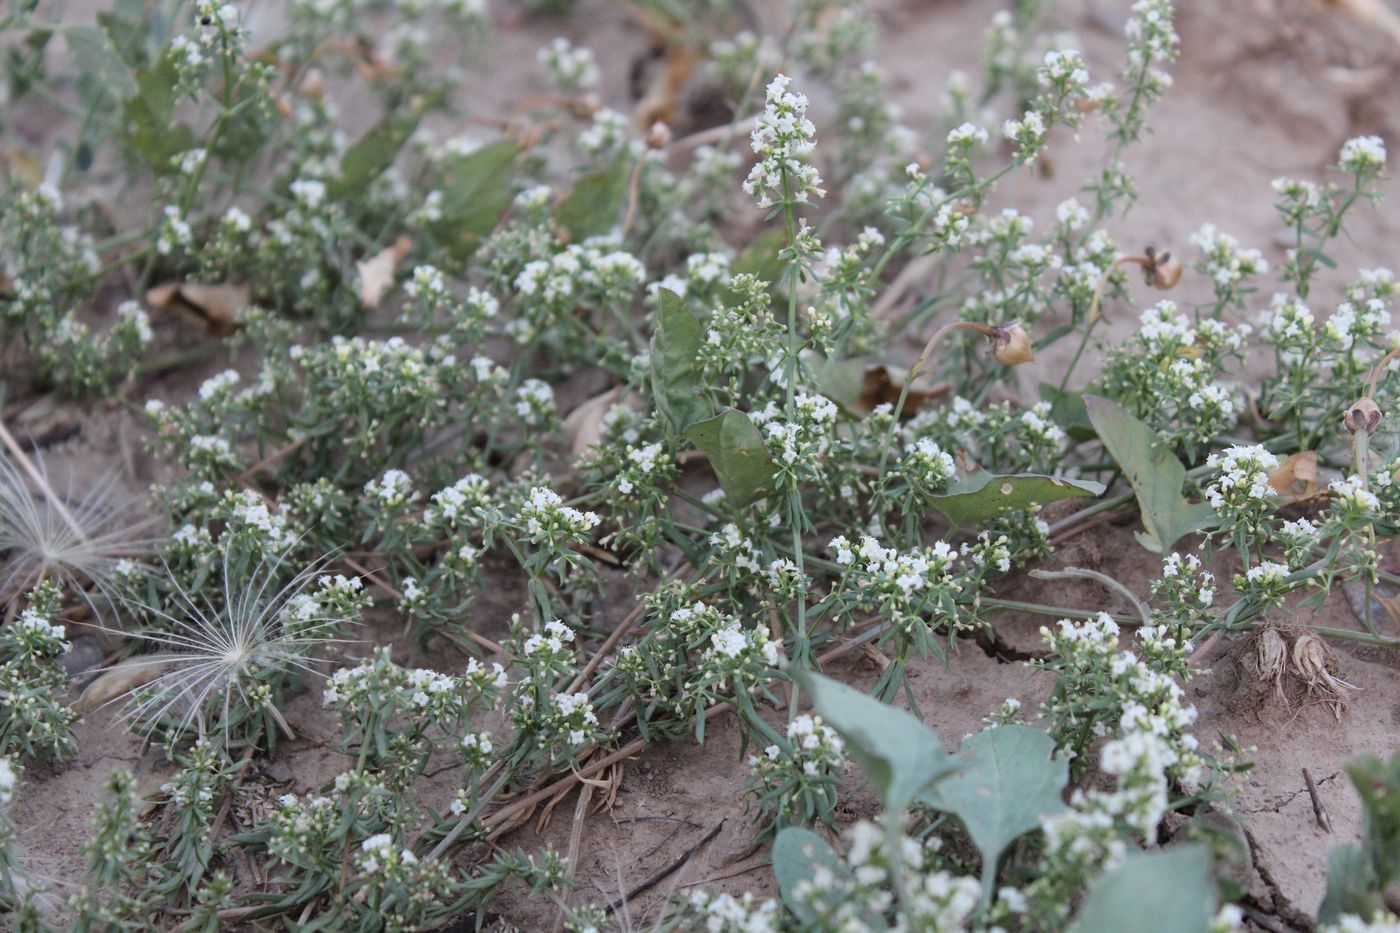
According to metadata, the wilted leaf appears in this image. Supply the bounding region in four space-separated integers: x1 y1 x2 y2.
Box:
563 386 622 455
926 471 1103 528
921 725 1067 887
797 670 957 813
814 357 944 418
1068 845 1216 933
356 235 412 309
1268 450 1321 502
147 281 250 334
556 157 630 242
651 290 714 434
76 655 179 712
685 409 776 508
773 828 882 929
1084 395 1218 552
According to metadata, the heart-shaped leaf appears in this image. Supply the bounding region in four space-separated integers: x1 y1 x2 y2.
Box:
927 472 1104 528
685 409 776 508
920 725 1067 895
1068 845 1216 933
1084 395 1218 552
797 670 957 813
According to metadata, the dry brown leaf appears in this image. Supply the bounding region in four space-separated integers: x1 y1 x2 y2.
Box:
357 234 413 309
1268 450 1320 500
75 655 180 712
562 386 624 455
146 281 250 334
857 365 946 418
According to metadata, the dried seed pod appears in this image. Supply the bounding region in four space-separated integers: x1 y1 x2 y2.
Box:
1344 397 1382 435
646 121 672 150
1255 627 1288 699
991 322 1035 366
1141 246 1183 289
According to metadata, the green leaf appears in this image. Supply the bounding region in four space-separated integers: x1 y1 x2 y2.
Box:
650 290 713 434
122 53 194 173
328 106 425 200
812 355 867 416
728 228 787 290
1319 843 1377 925
1068 845 1216 933
555 157 629 242
433 139 518 259
920 725 1067 878
684 409 777 509
63 26 137 101
796 670 957 813
772 828 881 929
1084 395 1218 552
1039 383 1097 443
926 472 1104 528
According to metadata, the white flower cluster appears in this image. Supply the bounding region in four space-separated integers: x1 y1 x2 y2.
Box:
743 74 825 210
757 392 837 467
365 468 416 509
788 820 981 930
1204 444 1278 518
615 441 670 496
522 619 577 662
901 436 957 492
226 488 300 551
1328 475 1381 515
425 473 491 528
1339 135 1387 177
518 485 600 550
683 890 780 933
514 378 556 426
537 37 598 92
0 757 15 804
828 534 965 634
515 243 646 311
1191 224 1268 290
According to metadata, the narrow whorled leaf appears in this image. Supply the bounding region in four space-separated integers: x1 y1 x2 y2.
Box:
1068 845 1216 933
685 409 776 508
1084 395 1218 552
555 157 629 242
650 289 713 434
920 726 1067 875
797 670 957 813
927 472 1103 528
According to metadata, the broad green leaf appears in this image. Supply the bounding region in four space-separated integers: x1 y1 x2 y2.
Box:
797 670 956 813
812 355 868 415
122 53 195 173
433 139 518 259
328 106 425 200
650 290 713 434
1319 843 1377 925
1068 845 1216 933
773 828 883 930
728 228 787 290
927 472 1104 528
555 157 629 242
1039 383 1096 442
64 26 137 101
1084 395 1218 552
684 409 776 508
920 725 1066 891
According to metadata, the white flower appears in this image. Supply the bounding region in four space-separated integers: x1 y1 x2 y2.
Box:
0 758 15 804
742 74 824 209
1340 135 1386 176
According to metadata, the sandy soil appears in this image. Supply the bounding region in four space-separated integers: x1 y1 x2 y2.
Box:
9 0 1400 930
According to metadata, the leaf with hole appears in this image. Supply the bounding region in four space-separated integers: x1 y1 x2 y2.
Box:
1084 395 1218 552
684 410 776 509
797 669 957 813
926 472 1103 528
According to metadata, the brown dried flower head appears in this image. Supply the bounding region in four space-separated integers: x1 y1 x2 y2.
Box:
991 322 1035 366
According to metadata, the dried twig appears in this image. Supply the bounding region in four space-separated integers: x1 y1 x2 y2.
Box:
1303 767 1332 832
603 820 725 915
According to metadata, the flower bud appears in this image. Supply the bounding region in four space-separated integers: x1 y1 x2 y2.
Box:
1344 397 1381 435
991 322 1035 366
646 121 672 150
